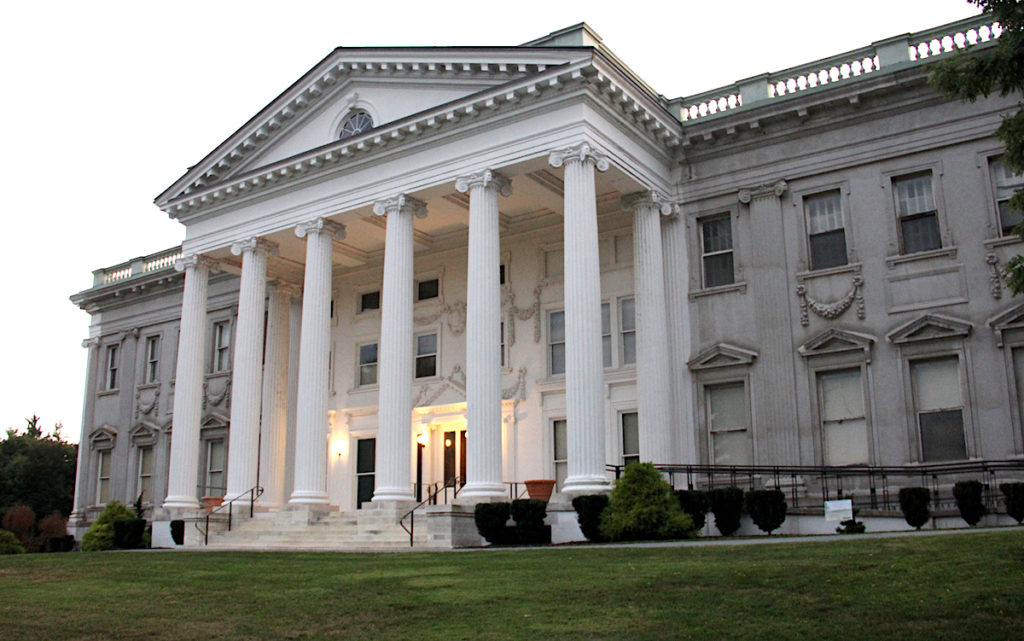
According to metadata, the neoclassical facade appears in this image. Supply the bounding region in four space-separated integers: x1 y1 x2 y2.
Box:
70 16 1024 546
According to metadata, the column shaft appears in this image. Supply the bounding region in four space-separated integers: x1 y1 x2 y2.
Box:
372 195 425 504
550 143 611 495
225 239 274 504
457 170 511 500
628 193 674 463
258 283 292 510
70 339 101 526
163 256 215 512
662 213 697 463
289 219 344 506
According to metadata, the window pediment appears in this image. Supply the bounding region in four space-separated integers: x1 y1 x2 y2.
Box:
799 328 876 361
688 343 758 370
988 302 1024 347
130 422 161 445
89 425 117 450
201 412 230 430
887 313 972 345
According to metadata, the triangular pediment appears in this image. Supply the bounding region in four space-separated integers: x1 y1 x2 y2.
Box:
688 343 758 370
89 425 117 448
988 302 1024 347
886 313 972 345
798 328 876 360
156 47 592 207
129 421 162 444
200 412 230 430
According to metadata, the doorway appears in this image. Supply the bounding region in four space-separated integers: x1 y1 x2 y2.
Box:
443 430 467 487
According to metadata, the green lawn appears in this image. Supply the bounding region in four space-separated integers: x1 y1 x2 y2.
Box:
1 530 1021 641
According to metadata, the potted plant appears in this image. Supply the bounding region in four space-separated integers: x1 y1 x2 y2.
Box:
524 479 556 503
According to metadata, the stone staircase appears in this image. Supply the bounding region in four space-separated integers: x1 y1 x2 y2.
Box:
201 505 429 551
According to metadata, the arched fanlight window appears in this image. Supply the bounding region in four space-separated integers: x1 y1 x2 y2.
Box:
339 110 373 139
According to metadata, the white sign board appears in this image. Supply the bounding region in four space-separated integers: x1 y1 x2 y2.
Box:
824 499 853 522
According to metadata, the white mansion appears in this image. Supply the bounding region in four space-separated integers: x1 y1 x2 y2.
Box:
70 15 1024 546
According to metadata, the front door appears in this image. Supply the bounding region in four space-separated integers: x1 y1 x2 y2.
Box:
443 430 467 487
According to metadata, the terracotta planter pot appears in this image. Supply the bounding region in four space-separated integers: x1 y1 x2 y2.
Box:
524 479 556 503
201 496 224 512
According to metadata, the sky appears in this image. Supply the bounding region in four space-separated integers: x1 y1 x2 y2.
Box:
0 0 981 443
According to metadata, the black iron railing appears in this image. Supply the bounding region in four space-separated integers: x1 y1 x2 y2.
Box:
399 478 531 547
607 460 1024 514
194 485 264 545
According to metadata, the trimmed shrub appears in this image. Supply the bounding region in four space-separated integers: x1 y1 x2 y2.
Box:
598 463 694 542
46 535 76 553
745 489 787 535
675 490 711 531
1000 483 1024 524
836 517 866 534
709 487 745 536
572 494 609 543
81 501 136 551
2 505 36 547
474 502 515 545
170 520 185 545
34 511 68 553
113 519 148 549
898 487 931 529
953 480 987 526
511 499 550 545
0 529 25 554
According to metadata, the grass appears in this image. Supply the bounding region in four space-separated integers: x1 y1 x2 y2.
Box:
0 530 1021 640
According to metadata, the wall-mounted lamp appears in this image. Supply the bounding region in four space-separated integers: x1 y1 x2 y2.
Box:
416 432 429 447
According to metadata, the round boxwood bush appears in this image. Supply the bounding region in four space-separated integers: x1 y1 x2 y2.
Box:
571 494 609 542
598 463 694 542
898 487 931 530
745 489 787 535
511 499 550 545
953 480 987 526
0 529 25 554
81 501 136 551
1000 483 1024 524
710 487 745 536
675 490 711 531
474 502 515 545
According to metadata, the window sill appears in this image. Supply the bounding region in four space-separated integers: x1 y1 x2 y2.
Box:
885 246 957 268
983 235 1023 249
136 382 160 391
97 389 119 397
689 282 747 300
795 262 862 283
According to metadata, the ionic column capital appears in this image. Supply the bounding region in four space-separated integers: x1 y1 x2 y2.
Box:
174 254 220 273
81 337 100 349
738 180 788 204
548 142 610 172
455 169 512 197
295 218 346 240
268 279 301 300
622 190 675 216
372 194 427 219
230 237 279 258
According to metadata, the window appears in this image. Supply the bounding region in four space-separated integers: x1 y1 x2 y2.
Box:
548 310 566 375
96 450 111 504
620 298 636 366
893 172 941 254
339 110 373 139
356 438 375 508
911 356 967 462
204 439 226 497
213 321 231 372
991 156 1024 236
817 368 869 465
105 345 119 390
358 343 378 386
415 333 437 379
360 291 380 312
601 303 612 368
144 335 160 384
137 446 153 503
500 322 506 368
544 249 564 279
706 382 751 465
553 419 568 490
621 412 639 467
416 278 439 302
700 216 734 288
804 190 848 270
499 264 506 285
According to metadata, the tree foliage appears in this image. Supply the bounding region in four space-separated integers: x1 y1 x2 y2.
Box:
931 1 1024 291
0 416 77 520
599 463 694 542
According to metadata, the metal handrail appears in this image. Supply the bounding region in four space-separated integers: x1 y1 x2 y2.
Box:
399 477 464 547
194 485 264 545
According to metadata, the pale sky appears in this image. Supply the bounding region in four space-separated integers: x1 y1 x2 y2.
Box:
0 0 980 443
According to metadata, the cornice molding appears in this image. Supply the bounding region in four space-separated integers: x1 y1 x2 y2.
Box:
454 169 512 196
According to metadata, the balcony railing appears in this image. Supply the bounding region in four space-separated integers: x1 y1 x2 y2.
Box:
93 245 183 287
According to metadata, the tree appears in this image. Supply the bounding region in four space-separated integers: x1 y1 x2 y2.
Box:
930 1 1024 291
0 416 78 520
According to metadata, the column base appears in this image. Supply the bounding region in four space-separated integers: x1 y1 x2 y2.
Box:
371 487 415 503
455 482 508 505
287 490 329 506
162 496 201 512
561 475 611 496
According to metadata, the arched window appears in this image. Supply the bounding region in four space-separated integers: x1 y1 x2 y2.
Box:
339 110 373 139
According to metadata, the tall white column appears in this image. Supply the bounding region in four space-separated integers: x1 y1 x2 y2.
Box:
662 211 696 464
224 238 276 505
372 194 426 504
289 218 345 508
163 255 218 512
549 142 611 495
69 338 101 528
258 282 295 510
456 169 512 501
625 192 675 464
